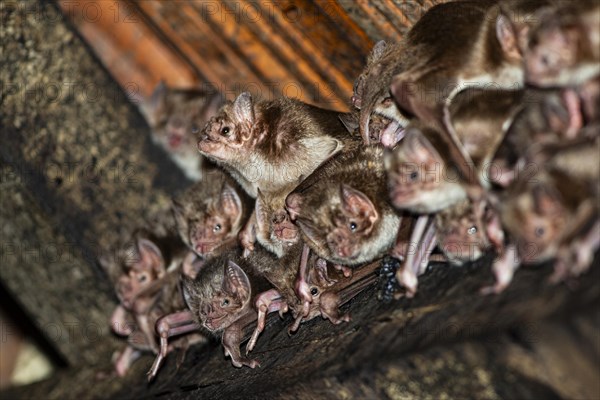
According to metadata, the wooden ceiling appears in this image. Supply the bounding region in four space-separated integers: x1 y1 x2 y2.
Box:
58 0 443 111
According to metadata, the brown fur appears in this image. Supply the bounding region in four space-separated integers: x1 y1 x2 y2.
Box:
435 199 488 265
255 184 302 258
141 82 224 181
198 93 361 197
525 0 600 87
287 145 401 265
181 249 271 368
172 169 252 257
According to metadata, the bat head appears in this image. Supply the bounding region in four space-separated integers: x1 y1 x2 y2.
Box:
116 236 165 309
524 7 598 87
173 180 244 257
503 181 567 263
197 92 256 163
435 200 488 265
385 128 450 212
183 259 251 332
143 82 223 158
289 184 380 265
255 188 300 257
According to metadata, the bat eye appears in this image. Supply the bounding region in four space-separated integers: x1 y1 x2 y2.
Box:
221 298 230 307
310 287 319 296
191 124 200 134
220 126 231 136
349 222 357 232
138 274 148 283
467 226 477 235
409 171 418 181
535 227 545 237
213 224 222 232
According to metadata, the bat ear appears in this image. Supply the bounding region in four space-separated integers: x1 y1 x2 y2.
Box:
340 184 378 225
141 80 168 127
222 260 251 303
98 251 114 273
201 91 226 121
496 14 523 60
255 190 268 227
136 236 164 275
220 182 242 221
404 129 439 163
369 40 387 63
232 92 254 125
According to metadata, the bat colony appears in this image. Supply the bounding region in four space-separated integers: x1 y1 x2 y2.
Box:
99 0 599 379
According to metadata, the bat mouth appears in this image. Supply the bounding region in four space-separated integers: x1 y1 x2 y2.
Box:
204 315 227 331
274 225 299 241
389 185 415 206
194 241 217 255
168 133 183 148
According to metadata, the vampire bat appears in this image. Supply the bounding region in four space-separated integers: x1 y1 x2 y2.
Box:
385 88 525 295
100 230 204 377
197 92 361 197
140 82 224 181
172 169 252 257
182 250 274 368
241 187 341 338
247 245 380 353
483 140 599 294
286 145 401 267
435 199 495 266
390 0 555 184
524 0 600 88
386 88 525 215
252 184 301 258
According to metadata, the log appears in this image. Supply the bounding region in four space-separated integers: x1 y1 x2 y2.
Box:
0 0 191 365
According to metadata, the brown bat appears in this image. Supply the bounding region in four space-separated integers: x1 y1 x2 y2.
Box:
286 145 401 267
241 187 346 343
435 199 496 266
197 92 360 197
181 250 274 368
524 0 600 88
140 82 224 181
385 88 524 295
483 139 599 294
172 169 252 257
145 251 208 381
247 245 382 353
238 182 302 258
390 0 555 184
386 88 525 214
100 230 203 377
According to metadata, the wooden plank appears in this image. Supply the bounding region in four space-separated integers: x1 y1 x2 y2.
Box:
57 0 200 99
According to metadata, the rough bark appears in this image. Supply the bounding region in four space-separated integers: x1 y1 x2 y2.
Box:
0 0 190 365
